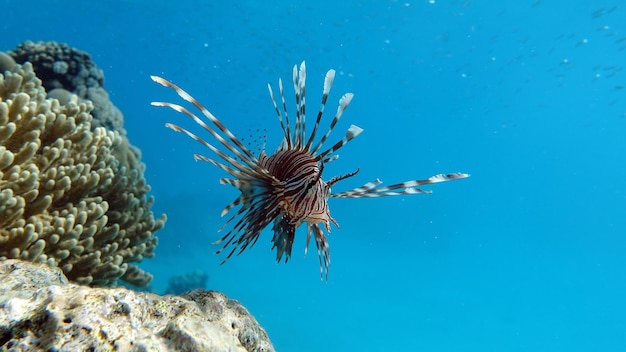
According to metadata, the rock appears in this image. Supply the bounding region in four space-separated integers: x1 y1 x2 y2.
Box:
0 260 274 351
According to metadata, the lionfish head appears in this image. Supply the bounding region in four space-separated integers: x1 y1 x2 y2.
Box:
151 62 469 280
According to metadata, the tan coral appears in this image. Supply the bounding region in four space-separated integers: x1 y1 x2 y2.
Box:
0 62 165 287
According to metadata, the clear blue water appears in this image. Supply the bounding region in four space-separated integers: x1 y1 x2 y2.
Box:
3 0 626 350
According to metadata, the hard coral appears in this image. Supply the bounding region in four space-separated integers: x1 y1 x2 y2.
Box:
0 62 164 287
8 41 124 134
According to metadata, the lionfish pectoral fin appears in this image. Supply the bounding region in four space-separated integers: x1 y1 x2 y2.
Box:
430 172 470 182
271 215 296 264
331 172 470 198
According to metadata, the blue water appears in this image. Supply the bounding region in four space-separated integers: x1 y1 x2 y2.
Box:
3 0 626 350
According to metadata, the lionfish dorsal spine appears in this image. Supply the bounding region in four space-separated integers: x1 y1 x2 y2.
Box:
314 93 357 161
294 62 307 148
291 63 302 148
268 77 295 149
311 92 354 157
305 68 335 151
317 124 363 164
268 81 291 149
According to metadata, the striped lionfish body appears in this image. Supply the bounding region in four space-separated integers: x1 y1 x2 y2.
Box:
151 62 469 279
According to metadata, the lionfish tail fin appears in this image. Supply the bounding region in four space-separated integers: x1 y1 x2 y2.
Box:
271 215 297 264
331 172 470 198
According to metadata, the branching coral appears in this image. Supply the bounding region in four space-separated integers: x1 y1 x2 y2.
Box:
0 62 165 287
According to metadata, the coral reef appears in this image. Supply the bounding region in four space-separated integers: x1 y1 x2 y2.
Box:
8 41 123 134
0 260 275 351
0 60 164 287
165 270 210 295
0 52 15 73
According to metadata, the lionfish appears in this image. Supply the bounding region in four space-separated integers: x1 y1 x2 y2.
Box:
151 62 468 279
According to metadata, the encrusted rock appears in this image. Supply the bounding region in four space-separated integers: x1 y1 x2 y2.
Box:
0 260 275 351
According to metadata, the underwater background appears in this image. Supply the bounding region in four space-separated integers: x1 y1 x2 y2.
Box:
3 0 625 350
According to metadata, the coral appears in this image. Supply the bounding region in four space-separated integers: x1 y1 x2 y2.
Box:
8 41 125 134
165 270 209 295
0 52 15 73
0 62 165 287
0 260 275 351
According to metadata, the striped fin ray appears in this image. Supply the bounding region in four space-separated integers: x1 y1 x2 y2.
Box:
317 123 363 163
213 176 281 236
216 178 259 216
308 224 330 280
292 62 307 148
151 76 259 165
214 194 282 263
268 81 291 149
278 78 293 149
214 201 259 245
163 121 263 179
212 179 279 244
214 198 270 249
298 62 307 147
311 92 355 157
192 154 268 189
271 214 297 264
292 64 302 147
305 68 335 151
331 172 470 198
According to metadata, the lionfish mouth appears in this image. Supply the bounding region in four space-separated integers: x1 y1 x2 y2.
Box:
151 62 469 280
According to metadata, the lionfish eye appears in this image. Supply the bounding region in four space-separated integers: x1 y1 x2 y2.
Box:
304 179 316 194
